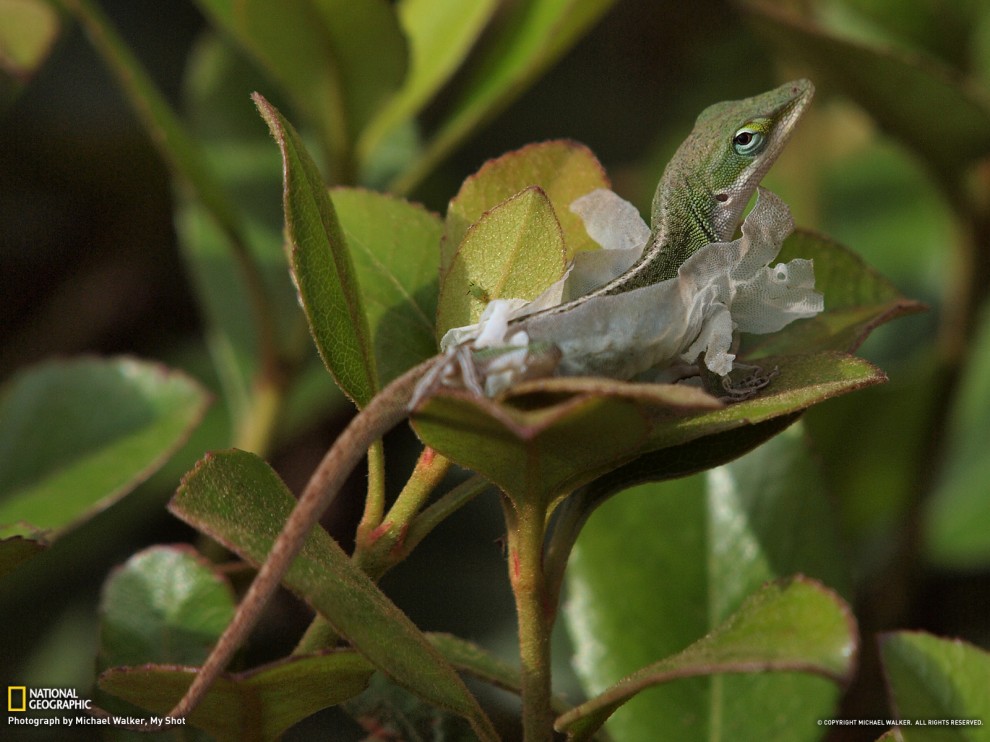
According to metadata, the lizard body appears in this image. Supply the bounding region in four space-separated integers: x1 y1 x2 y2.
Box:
165 80 814 724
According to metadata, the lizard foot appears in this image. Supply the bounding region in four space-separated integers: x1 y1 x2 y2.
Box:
717 363 780 401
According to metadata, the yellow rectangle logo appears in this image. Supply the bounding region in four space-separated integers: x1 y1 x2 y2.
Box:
8 686 26 712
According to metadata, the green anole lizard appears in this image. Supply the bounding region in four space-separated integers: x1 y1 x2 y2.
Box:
162 79 815 723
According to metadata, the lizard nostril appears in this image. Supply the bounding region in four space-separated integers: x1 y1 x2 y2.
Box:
716 193 729 203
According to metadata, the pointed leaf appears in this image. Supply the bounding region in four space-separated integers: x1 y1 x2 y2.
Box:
0 358 208 540
255 95 379 405
393 0 618 191
412 352 885 504
441 140 611 276
331 188 441 385
169 449 497 740
413 380 719 507
880 631 990 737
99 545 236 668
438 186 567 336
558 577 856 739
741 1 990 178
564 427 854 741
741 229 926 359
100 651 373 741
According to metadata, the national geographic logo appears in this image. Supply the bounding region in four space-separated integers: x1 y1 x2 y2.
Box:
7 686 26 712
6 686 91 711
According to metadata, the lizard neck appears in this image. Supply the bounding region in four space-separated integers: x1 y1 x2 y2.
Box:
582 166 724 298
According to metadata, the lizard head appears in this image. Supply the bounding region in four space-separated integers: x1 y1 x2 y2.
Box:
654 79 814 244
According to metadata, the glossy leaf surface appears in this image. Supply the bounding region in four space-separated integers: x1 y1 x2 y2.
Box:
881 631 990 739
559 577 856 739
99 545 236 668
0 358 208 541
563 427 854 741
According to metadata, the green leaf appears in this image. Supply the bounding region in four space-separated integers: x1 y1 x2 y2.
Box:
412 353 885 506
194 0 406 175
0 0 60 105
100 651 374 741
99 545 236 668
331 188 441 385
358 0 500 169
880 631 990 739
441 140 610 276
925 302 990 568
438 186 568 337
0 357 208 540
559 577 856 740
741 228 926 360
740 1 990 180
564 430 854 741
255 94 379 406
0 535 46 580
169 449 498 740
392 0 618 192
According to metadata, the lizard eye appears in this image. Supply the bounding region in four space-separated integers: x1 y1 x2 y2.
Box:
733 127 766 156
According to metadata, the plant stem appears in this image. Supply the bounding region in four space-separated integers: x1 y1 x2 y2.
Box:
505 496 555 741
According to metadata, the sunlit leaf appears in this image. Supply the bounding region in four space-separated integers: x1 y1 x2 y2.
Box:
881 631 990 738
100 651 373 741
437 186 567 336
255 95 378 406
441 140 610 276
0 357 208 541
331 188 441 385
560 577 856 740
169 449 498 740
